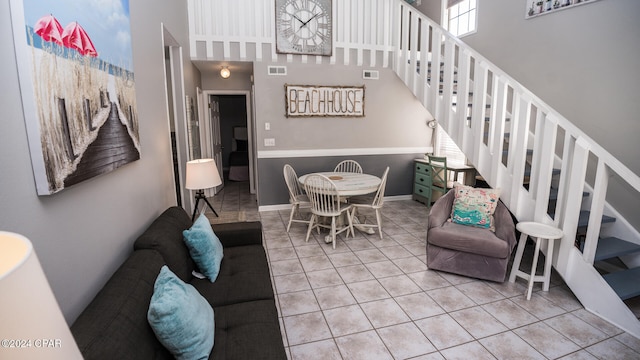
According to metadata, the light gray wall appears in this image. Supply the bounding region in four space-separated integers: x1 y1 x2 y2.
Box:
253 62 433 152
415 0 442 25
251 61 434 206
201 69 253 91
0 0 196 323
461 0 640 174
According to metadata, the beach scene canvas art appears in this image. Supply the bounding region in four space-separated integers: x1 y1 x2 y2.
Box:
10 0 139 195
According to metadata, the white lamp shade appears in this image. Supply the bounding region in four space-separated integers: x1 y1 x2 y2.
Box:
0 232 82 359
185 159 222 190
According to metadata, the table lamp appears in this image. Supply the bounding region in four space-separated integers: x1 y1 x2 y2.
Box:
0 231 82 360
185 158 222 221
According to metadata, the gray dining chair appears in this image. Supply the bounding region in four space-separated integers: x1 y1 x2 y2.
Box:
304 174 354 249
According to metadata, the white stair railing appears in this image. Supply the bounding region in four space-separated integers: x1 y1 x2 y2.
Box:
187 0 640 338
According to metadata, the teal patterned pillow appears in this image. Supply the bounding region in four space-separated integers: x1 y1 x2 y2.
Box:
450 184 501 231
148 266 214 360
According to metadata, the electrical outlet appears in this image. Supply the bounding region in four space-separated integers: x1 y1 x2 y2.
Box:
264 138 275 147
265 122 271 130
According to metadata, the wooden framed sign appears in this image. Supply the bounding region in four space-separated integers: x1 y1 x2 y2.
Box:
285 84 365 117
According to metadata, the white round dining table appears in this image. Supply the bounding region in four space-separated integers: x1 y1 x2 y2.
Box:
298 172 381 197
298 172 382 238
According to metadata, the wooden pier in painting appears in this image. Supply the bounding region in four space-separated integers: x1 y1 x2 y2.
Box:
63 102 140 188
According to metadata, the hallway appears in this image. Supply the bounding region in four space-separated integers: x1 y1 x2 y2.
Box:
204 180 260 225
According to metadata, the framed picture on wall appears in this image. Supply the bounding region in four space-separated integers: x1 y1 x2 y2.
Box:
526 0 601 19
9 0 140 195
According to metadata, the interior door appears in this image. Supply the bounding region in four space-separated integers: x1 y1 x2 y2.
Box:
162 28 187 208
209 95 224 195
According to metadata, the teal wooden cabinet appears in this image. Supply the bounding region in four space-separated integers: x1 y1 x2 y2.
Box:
412 159 432 205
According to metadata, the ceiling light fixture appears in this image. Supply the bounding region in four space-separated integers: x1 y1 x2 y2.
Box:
220 67 230 79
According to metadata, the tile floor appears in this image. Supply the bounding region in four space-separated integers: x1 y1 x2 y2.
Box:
207 181 640 360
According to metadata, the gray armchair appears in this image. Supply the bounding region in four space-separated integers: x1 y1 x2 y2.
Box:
427 189 517 282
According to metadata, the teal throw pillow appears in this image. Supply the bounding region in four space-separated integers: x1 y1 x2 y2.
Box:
147 266 214 360
183 213 224 282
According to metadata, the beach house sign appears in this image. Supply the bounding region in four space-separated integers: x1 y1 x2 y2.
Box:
285 84 365 117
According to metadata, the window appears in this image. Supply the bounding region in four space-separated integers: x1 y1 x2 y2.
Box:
434 126 466 165
434 125 469 183
444 0 477 37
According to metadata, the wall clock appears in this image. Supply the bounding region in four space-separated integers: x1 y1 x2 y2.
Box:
275 0 332 56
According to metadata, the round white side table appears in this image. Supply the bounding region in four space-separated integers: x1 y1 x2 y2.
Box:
509 221 564 300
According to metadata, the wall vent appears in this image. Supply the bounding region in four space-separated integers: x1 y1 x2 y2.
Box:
268 66 287 76
363 70 379 80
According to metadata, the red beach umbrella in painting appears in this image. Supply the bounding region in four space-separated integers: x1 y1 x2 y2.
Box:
34 14 64 46
62 21 98 57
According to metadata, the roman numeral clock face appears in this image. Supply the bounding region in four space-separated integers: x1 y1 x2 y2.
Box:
276 0 332 56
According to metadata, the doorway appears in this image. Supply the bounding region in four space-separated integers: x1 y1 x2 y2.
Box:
201 91 255 195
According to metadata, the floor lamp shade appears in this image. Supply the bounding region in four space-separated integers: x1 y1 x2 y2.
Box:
0 232 82 359
185 159 222 190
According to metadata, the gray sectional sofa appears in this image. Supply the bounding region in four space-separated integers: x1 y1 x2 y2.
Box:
71 206 286 359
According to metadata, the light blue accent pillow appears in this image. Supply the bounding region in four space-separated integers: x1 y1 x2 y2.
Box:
183 213 224 282
147 266 214 360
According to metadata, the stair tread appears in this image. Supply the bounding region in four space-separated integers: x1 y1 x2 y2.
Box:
548 188 589 200
504 149 534 156
578 211 616 227
454 102 491 109
484 132 511 138
470 116 512 122
595 237 640 261
439 90 473 96
602 267 640 300
547 210 616 227
524 168 561 177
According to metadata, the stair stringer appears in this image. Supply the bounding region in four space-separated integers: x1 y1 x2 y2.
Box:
457 94 640 338
579 180 640 269
459 103 640 339
564 246 640 336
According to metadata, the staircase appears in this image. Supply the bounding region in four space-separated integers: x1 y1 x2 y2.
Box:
438 56 640 306
186 0 640 338
430 56 640 302
394 5 640 336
